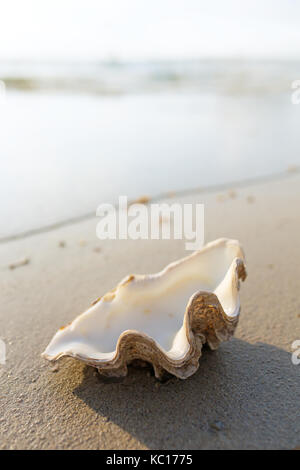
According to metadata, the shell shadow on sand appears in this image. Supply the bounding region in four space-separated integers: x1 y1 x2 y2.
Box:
73 338 300 450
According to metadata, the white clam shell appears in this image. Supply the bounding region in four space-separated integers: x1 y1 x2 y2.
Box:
42 238 247 380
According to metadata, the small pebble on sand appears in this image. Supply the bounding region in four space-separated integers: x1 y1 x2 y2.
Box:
58 241 66 248
8 258 30 270
129 195 151 205
228 189 237 199
159 214 171 225
247 195 255 204
211 421 224 431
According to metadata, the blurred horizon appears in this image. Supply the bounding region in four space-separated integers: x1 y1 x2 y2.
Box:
1 0 300 62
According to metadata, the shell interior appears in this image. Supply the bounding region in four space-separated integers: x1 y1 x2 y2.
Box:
43 238 245 366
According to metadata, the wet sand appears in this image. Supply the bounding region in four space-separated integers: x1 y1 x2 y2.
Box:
0 172 299 449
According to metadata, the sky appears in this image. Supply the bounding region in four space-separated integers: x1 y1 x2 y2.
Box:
0 0 300 61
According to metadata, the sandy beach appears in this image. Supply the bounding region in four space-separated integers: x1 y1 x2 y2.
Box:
0 171 299 450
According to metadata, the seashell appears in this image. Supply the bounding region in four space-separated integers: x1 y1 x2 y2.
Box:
42 238 247 380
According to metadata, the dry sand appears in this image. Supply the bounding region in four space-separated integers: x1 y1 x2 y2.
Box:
0 172 299 450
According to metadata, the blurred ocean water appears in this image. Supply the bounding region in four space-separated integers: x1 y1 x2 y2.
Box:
1 59 300 95
0 60 300 238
